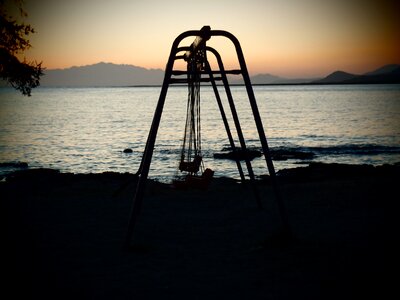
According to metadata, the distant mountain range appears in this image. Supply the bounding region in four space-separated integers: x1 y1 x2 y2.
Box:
312 64 400 84
40 62 319 86
40 62 165 86
248 64 400 85
3 62 398 87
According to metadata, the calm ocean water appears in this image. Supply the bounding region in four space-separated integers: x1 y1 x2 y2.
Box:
1 84 399 181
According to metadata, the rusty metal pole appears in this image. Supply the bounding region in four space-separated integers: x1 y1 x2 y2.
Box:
124 72 170 248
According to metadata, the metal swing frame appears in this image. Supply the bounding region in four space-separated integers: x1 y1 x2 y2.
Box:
125 26 290 247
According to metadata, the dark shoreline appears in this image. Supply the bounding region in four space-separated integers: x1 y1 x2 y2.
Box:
2 162 399 299
3 161 399 184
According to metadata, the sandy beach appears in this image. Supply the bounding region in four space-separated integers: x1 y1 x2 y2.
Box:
2 162 398 299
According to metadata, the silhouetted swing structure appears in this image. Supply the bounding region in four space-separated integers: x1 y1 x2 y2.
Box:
125 26 290 246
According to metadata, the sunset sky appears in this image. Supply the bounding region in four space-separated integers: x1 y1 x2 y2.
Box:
14 0 400 78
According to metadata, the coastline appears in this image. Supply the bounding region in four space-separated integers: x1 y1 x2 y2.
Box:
2 162 399 299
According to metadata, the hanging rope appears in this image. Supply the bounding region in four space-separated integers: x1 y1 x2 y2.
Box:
173 42 214 189
178 47 204 175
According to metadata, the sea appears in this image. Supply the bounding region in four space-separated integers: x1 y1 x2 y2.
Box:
1 84 399 182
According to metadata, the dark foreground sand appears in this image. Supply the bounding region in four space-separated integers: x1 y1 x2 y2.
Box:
2 163 399 299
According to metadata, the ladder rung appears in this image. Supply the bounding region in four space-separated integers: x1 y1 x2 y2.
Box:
170 77 223 84
171 70 187 75
171 70 242 76
225 69 242 75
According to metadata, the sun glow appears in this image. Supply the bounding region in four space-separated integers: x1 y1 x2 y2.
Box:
19 0 400 77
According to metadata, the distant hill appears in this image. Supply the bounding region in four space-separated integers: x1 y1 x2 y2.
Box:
344 65 400 84
313 71 356 84
364 64 400 76
41 62 165 87
313 64 400 84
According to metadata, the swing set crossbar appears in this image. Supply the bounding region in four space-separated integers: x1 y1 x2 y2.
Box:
172 69 242 76
170 77 223 84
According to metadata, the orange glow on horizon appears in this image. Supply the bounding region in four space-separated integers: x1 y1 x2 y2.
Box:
19 0 400 78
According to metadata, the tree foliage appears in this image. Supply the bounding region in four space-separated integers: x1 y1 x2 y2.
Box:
0 0 43 96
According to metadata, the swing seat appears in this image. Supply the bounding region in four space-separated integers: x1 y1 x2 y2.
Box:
179 155 202 173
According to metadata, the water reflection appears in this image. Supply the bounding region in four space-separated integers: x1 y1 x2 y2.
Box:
0 85 399 181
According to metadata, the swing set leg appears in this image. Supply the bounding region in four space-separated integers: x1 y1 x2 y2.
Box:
205 60 246 184
236 45 292 237
125 52 175 248
209 49 263 209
